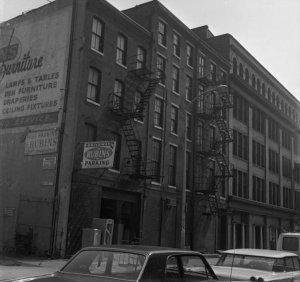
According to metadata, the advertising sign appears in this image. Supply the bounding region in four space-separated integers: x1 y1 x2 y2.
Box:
0 5 72 132
25 129 59 155
82 141 116 169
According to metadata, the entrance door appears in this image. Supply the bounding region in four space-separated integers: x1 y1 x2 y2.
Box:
101 198 140 244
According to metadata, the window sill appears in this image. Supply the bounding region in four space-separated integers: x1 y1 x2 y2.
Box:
172 91 180 96
91 48 104 56
158 43 167 50
115 62 127 69
154 125 164 130
170 132 178 137
168 185 177 189
86 99 100 106
108 169 120 174
173 54 181 60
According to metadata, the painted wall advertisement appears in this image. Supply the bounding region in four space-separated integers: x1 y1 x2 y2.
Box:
82 141 116 169
0 6 71 133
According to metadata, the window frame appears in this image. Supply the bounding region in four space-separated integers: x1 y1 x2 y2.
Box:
116 33 127 66
91 17 105 53
87 67 101 103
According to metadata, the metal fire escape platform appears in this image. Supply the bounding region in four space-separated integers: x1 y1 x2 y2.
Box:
195 73 233 216
107 58 164 181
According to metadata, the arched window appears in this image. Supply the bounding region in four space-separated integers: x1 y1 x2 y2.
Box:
245 68 249 83
239 63 244 78
281 99 284 110
272 92 275 104
288 106 291 117
252 74 256 89
285 103 287 114
262 83 266 97
257 78 261 93
233 58 238 74
276 96 279 107
268 88 271 101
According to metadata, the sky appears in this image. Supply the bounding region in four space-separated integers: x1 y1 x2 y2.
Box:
1 0 300 101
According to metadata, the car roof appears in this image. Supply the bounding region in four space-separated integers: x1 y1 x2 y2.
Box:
222 248 298 258
80 245 202 256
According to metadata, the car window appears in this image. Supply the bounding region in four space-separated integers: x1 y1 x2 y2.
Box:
273 258 284 272
180 255 215 280
283 237 299 252
166 256 180 281
62 250 145 280
286 257 295 272
293 257 300 270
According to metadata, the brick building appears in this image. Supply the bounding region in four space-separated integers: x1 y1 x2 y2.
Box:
1 0 299 258
199 27 300 249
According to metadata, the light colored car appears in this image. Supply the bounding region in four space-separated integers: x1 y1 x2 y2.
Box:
5 245 219 281
212 248 300 282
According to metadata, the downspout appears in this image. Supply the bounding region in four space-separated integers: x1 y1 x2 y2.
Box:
51 0 77 258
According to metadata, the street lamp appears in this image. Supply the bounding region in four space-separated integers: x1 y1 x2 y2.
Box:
181 84 228 249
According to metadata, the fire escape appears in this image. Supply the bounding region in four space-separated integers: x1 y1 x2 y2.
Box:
107 56 163 187
196 66 233 216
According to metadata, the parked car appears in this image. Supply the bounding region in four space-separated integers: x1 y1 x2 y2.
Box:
212 248 300 281
5 245 219 281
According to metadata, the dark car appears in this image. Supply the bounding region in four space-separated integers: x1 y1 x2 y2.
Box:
5 245 219 281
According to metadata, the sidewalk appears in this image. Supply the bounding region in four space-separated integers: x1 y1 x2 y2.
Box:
0 254 68 280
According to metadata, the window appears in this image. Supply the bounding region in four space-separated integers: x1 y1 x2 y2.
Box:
283 186 292 208
91 18 105 53
268 118 279 142
233 129 248 160
233 58 238 75
173 32 180 57
239 63 244 78
252 140 265 167
269 182 280 206
113 80 124 109
87 67 101 103
210 62 217 82
185 75 192 101
112 133 121 170
158 21 167 46
257 79 261 93
137 46 146 70
187 44 193 67
116 33 127 66
171 105 179 134
84 123 97 141
220 70 227 84
245 68 249 83
198 55 205 78
269 149 279 174
282 128 292 150
252 74 256 89
254 225 264 249
154 97 163 127
196 120 203 151
152 138 162 182
253 176 265 202
157 55 166 84
232 169 248 198
172 65 179 93
168 145 177 186
186 113 192 140
186 151 191 190
252 106 265 134
262 83 266 97
233 93 248 124
295 163 300 183
134 90 143 122
282 156 292 179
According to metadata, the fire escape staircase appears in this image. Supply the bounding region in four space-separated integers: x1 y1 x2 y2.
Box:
195 79 233 216
108 60 163 184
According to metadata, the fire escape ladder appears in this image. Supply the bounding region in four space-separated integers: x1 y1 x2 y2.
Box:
133 77 161 116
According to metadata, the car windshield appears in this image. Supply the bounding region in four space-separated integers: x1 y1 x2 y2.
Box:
61 250 146 280
216 254 282 272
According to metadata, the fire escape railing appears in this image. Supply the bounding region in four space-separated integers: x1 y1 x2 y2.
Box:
107 57 164 181
195 83 233 216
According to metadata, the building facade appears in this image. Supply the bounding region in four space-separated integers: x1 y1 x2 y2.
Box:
200 28 300 249
1 0 299 258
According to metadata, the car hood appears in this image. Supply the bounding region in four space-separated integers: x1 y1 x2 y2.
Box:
3 272 126 282
212 266 298 282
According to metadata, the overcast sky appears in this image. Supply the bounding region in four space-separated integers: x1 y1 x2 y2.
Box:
1 0 300 101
